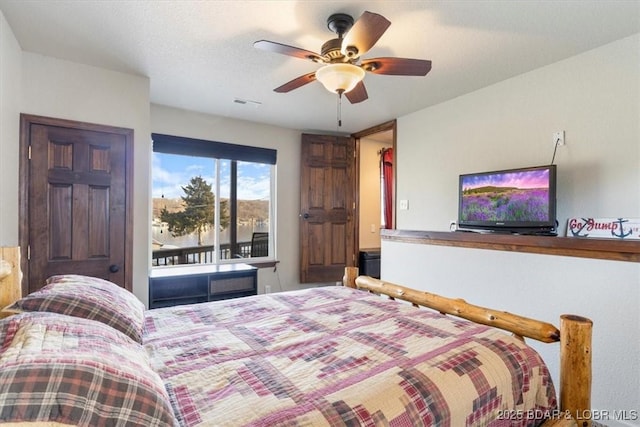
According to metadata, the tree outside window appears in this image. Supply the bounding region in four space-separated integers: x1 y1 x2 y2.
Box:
160 176 230 246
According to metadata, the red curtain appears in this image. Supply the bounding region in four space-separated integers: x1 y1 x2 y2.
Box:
381 148 394 229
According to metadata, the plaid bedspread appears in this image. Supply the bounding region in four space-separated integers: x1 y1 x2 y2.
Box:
0 312 177 426
144 286 557 427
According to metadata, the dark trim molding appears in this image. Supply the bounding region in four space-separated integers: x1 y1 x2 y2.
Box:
381 229 640 263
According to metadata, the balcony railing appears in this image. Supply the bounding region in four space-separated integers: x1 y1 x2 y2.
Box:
152 241 252 266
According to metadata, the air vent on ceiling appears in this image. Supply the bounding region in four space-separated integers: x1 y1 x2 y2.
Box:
233 98 262 107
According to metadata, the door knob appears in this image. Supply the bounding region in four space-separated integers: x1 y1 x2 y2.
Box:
302 213 310 219
109 264 120 273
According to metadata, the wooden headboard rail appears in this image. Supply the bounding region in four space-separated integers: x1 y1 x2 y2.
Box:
0 247 22 319
343 267 592 427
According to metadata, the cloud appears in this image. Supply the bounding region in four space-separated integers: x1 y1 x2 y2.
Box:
237 163 270 200
152 153 271 201
152 154 185 198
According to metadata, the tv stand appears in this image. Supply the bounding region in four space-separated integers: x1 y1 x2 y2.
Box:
517 230 558 237
455 228 492 234
456 228 557 236
488 229 518 235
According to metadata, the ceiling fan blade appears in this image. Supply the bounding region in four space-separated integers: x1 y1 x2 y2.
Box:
361 57 432 76
341 11 391 60
345 81 368 104
274 72 317 93
254 40 324 63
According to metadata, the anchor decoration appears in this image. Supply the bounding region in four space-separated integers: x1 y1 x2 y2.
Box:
567 217 640 240
611 218 633 239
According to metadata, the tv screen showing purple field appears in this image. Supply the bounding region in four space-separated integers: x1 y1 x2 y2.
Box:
461 169 550 222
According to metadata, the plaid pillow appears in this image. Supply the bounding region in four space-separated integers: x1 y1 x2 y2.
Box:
4 274 145 343
0 311 177 426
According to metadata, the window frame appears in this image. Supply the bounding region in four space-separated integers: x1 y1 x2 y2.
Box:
151 133 276 267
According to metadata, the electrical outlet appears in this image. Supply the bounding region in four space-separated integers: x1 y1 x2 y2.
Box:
553 131 565 146
265 285 271 294
399 199 409 210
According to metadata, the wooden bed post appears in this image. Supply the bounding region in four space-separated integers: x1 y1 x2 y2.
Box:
343 266 359 288
0 247 22 318
560 314 593 427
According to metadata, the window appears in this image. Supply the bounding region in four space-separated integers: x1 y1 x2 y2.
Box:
151 134 276 267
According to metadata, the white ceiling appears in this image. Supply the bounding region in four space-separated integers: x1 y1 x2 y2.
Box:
1 1 638 134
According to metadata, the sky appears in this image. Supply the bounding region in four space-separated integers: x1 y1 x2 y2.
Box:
461 168 550 190
152 152 271 200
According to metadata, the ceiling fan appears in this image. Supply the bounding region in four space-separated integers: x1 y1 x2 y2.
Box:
254 11 432 104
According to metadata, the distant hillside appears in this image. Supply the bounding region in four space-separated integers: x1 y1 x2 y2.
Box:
237 199 270 220
463 186 518 195
152 198 185 218
153 198 269 221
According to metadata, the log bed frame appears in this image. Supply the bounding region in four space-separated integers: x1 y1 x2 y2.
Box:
0 247 592 427
343 267 592 427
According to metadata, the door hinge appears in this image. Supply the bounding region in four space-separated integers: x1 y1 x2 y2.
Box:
353 202 356 210
27 245 31 260
28 145 32 160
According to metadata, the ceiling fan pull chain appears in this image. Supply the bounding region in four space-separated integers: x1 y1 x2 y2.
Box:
337 90 343 128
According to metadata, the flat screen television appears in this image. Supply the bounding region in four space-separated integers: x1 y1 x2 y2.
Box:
457 164 557 235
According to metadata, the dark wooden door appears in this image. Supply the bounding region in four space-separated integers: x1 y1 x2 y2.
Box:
19 115 133 294
299 134 356 283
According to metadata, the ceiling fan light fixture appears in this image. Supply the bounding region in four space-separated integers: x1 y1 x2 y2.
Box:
315 63 365 94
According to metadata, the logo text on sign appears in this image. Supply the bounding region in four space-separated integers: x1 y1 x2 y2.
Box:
567 218 640 240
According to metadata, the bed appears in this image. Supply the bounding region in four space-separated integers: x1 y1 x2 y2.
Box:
0 262 592 427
